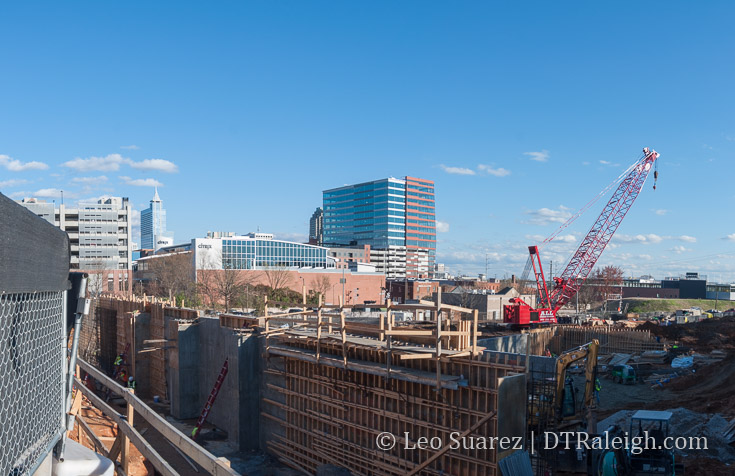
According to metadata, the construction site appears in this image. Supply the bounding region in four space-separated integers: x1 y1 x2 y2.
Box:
66 291 735 476
2 148 734 476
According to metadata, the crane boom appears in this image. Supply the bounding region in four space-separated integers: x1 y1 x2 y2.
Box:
549 147 659 313
504 147 659 326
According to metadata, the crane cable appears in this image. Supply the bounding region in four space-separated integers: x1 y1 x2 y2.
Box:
541 154 643 246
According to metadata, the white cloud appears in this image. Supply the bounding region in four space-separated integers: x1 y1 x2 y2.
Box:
599 160 620 167
478 164 511 177
0 154 49 172
63 153 178 175
440 165 475 176
72 175 108 184
524 206 572 226
33 188 76 199
614 233 664 244
130 209 141 243
63 154 127 172
0 179 30 188
524 150 549 162
120 145 140 150
273 232 308 243
654 209 668 216
129 158 178 173
525 234 546 242
670 246 691 254
119 176 163 187
556 234 577 243
678 235 697 243
725 233 735 242
436 221 450 233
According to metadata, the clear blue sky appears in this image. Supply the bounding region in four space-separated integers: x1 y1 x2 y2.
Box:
1 2 734 281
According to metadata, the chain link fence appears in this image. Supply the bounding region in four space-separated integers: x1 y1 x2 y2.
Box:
0 291 66 475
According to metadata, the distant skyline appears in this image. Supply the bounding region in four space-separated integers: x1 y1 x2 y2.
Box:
1 2 734 281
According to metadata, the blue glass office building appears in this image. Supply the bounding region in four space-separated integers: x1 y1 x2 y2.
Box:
323 177 436 279
221 237 329 269
193 233 331 270
323 178 407 248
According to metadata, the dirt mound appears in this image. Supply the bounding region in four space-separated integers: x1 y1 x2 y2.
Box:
637 353 735 418
684 457 735 476
638 317 735 352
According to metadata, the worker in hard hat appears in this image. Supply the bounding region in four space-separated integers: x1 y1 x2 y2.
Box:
127 376 136 391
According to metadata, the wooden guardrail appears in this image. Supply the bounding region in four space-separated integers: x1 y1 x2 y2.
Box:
75 358 238 476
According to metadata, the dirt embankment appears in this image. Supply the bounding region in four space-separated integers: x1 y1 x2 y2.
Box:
638 316 735 353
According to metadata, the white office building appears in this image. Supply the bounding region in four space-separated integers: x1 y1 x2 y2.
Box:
18 197 134 293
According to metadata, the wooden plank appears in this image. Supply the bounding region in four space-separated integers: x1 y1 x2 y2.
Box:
399 353 435 360
68 390 83 418
121 389 135 474
108 433 123 462
74 378 178 476
384 330 434 337
168 440 200 473
405 411 497 475
77 358 238 476
418 300 475 314
76 414 110 457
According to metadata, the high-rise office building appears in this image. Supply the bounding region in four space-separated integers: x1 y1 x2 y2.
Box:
18 196 134 293
323 177 435 279
309 207 324 245
404 176 437 279
140 187 173 251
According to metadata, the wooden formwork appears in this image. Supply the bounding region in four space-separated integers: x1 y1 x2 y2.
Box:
264 338 524 476
81 296 199 403
550 325 665 355
256 291 523 476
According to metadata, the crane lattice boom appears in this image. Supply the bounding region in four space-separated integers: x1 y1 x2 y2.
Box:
504 147 659 326
549 147 659 312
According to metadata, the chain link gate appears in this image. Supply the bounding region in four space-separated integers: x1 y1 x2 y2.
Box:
1 192 74 475
0 292 66 475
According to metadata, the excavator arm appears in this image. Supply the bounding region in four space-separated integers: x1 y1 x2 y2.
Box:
554 340 599 422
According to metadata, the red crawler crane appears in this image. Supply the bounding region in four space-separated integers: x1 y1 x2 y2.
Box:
504 147 660 326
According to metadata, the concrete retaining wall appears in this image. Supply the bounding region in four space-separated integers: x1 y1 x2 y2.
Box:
168 317 261 450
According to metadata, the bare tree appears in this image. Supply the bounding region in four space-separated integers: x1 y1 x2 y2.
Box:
262 266 294 293
313 275 332 302
197 252 224 309
213 265 250 311
574 265 624 311
84 259 107 297
595 265 624 302
195 250 257 310
148 252 195 302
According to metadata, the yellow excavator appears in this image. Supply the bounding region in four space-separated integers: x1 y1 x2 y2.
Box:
529 339 600 432
555 339 600 432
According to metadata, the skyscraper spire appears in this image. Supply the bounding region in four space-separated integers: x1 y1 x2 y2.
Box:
152 186 161 202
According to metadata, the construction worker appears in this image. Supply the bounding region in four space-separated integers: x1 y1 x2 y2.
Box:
127 376 136 391
114 354 123 367
594 377 602 405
